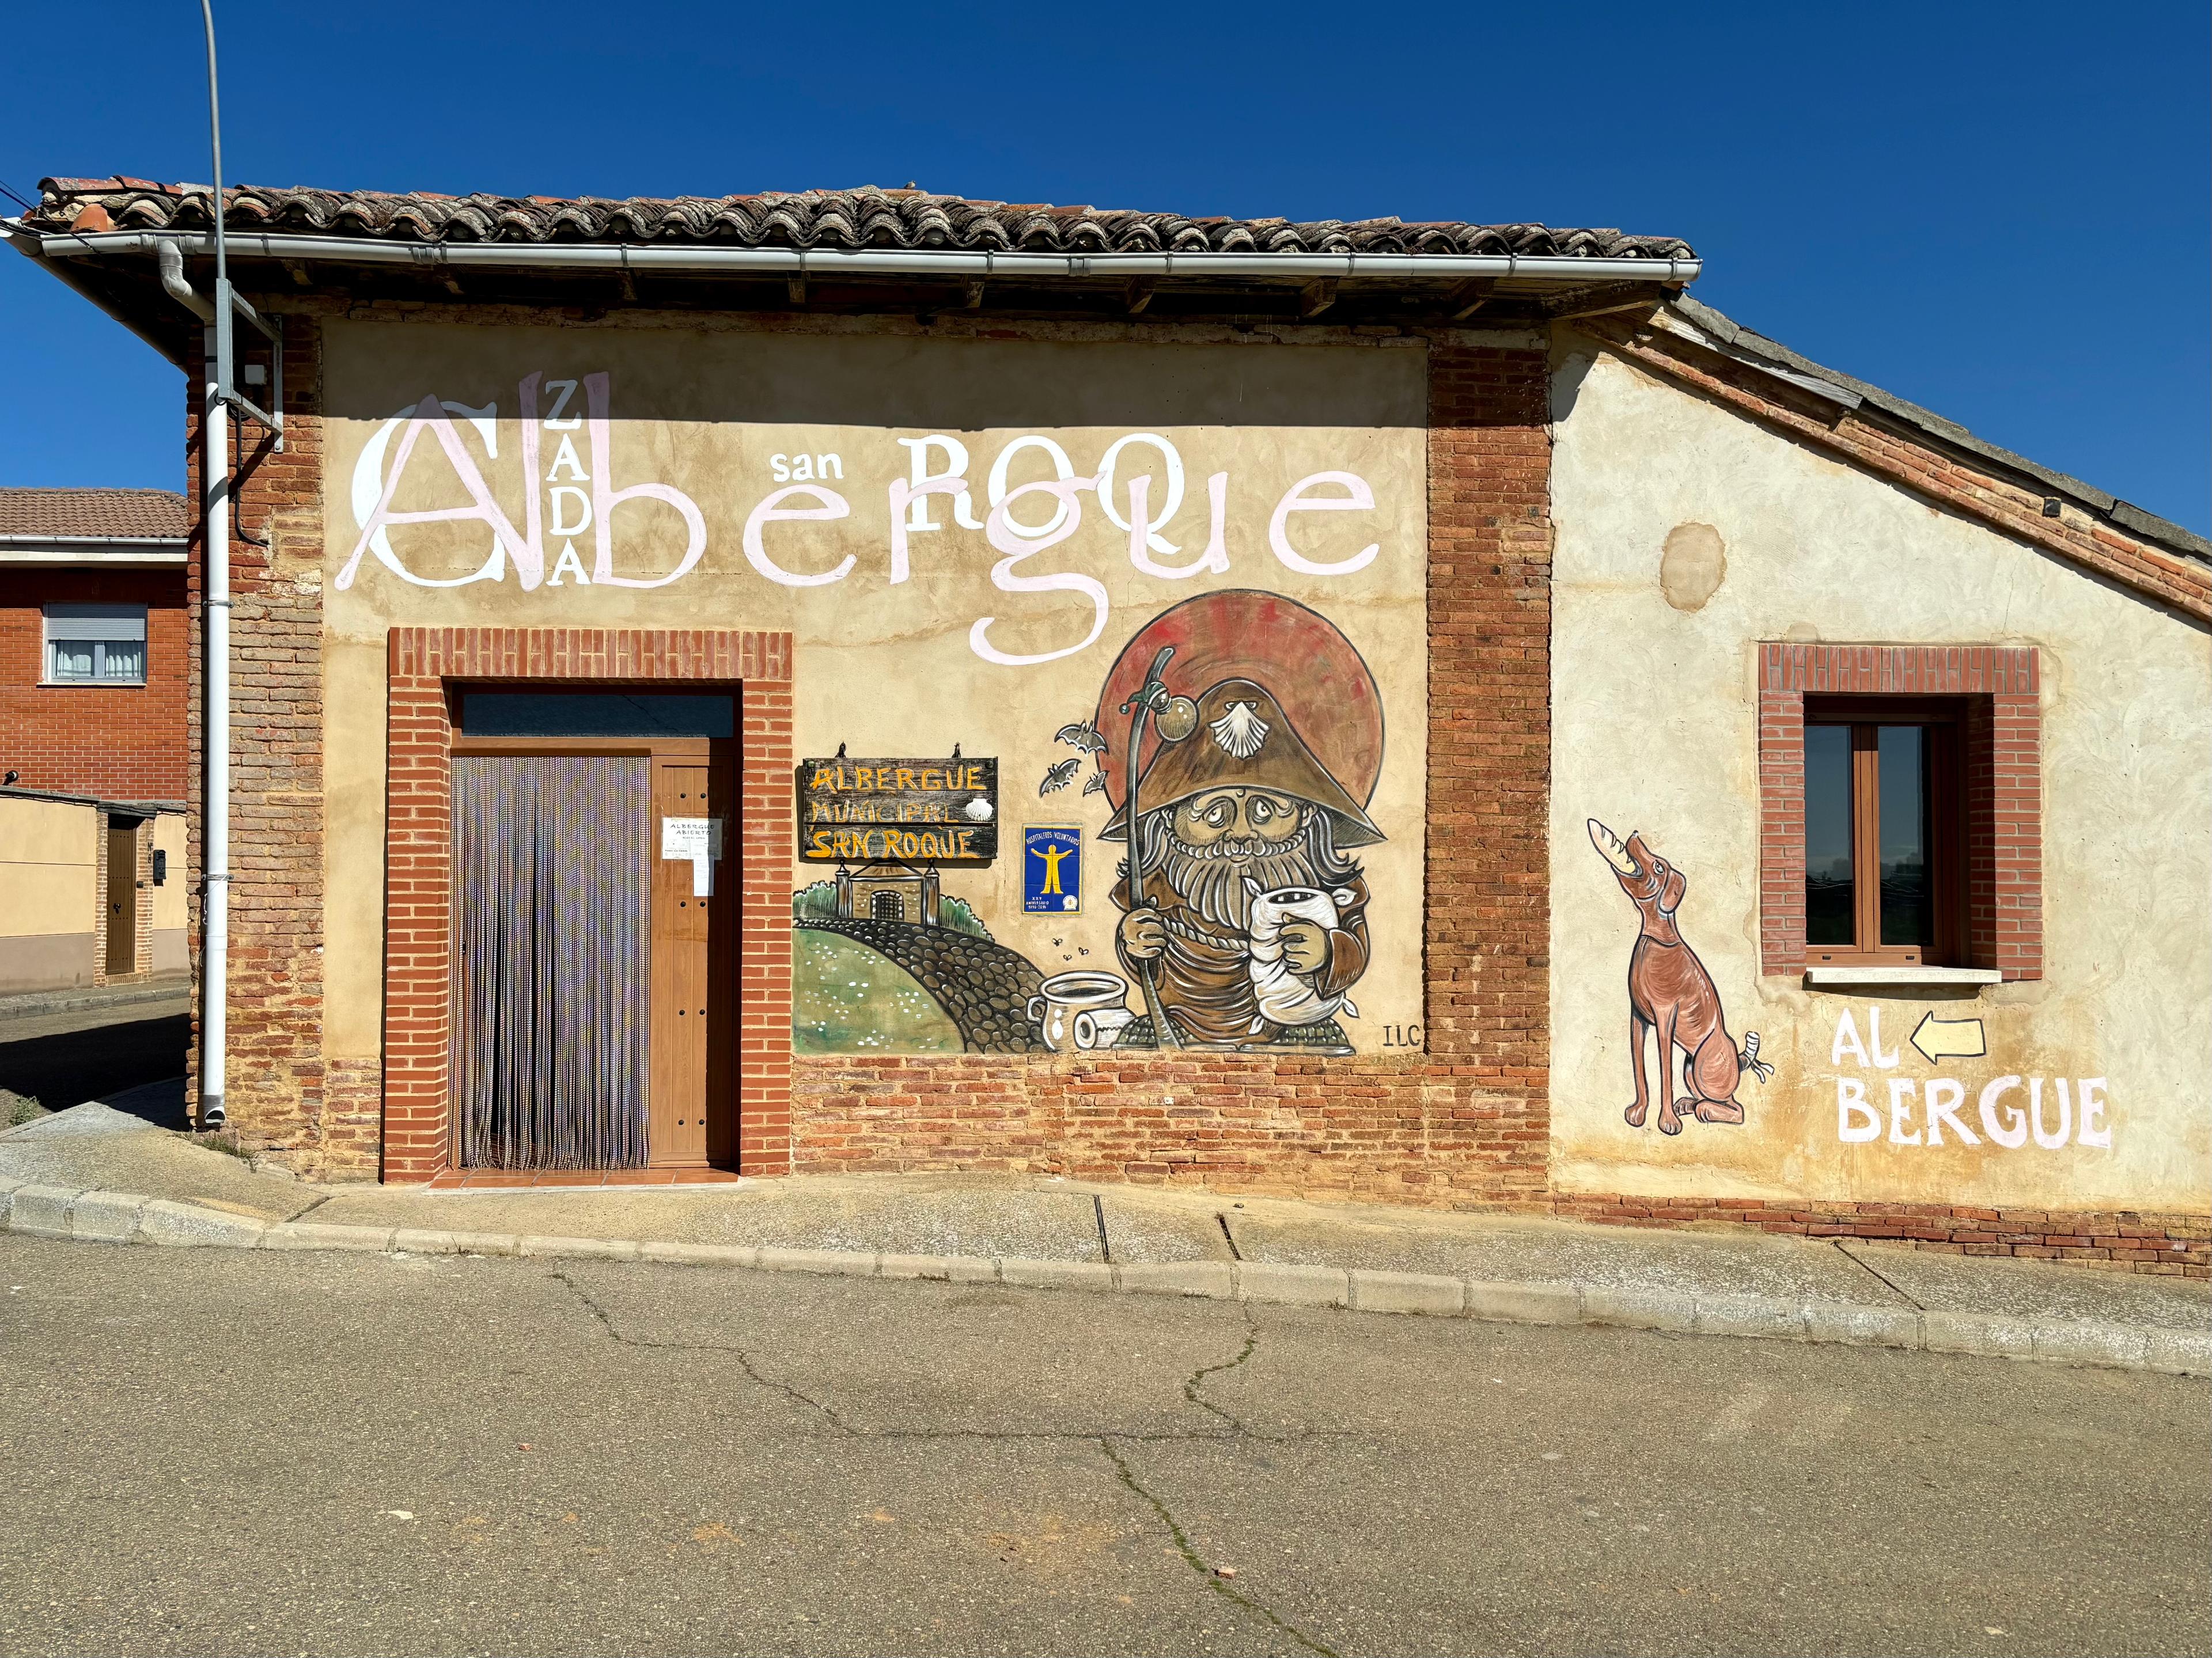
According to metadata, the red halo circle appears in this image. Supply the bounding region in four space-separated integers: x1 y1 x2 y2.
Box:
1091 590 1385 815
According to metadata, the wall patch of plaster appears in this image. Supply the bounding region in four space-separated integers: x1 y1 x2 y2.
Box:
1660 522 1727 613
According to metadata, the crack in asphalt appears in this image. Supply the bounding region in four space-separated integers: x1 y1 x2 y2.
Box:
554 1269 1341 1653
1108 1299 1340 1656
1181 1303 1260 1434
1100 1437 1339 1658
557 1270 862 1432
550 1270 1331 1448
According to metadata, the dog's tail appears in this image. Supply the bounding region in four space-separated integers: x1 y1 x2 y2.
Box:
1739 1030 1774 1085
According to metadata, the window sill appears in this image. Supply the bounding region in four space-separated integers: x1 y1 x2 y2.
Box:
37 680 146 689
1803 965 2002 989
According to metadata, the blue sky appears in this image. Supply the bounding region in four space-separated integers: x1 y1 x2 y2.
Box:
2 0 2205 532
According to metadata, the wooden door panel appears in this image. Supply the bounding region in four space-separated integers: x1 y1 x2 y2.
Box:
105 824 135 975
703 755 739 1168
649 755 734 1167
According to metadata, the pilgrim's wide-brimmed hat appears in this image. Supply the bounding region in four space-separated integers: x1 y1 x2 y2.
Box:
1101 677 1384 848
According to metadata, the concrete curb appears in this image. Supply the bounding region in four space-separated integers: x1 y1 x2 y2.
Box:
0 980 191 1025
2 1178 2205 1378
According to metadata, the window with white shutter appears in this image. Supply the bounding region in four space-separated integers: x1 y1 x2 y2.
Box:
42 604 148 685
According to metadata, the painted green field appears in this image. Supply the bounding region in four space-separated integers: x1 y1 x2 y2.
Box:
791 928 961 1054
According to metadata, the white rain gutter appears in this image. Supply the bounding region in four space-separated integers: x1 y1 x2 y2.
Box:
0 534 189 567
34 227 1700 287
0 533 188 547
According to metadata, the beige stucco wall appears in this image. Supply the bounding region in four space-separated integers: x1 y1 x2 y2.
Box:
1548 339 2212 1215
0 795 97 992
317 315 1430 1060
0 794 97 937
150 811 187 934
150 809 187 972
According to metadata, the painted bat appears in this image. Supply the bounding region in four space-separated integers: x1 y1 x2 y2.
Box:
1054 720 1108 754
1039 757 1082 795
1082 771 1108 795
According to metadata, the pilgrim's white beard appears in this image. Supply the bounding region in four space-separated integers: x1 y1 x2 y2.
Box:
1127 806 1358 932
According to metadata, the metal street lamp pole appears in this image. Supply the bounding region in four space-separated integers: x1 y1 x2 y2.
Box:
197 0 231 1127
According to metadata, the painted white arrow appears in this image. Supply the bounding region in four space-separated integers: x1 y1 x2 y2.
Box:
1910 1011 1987 1064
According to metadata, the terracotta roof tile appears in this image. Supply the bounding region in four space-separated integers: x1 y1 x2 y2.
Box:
30 177 1695 262
0 487 190 539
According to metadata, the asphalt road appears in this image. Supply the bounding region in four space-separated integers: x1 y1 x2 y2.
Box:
0 1235 2204 1657
0 1001 190 1125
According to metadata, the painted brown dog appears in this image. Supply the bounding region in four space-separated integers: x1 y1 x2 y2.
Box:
1589 819 1770 1135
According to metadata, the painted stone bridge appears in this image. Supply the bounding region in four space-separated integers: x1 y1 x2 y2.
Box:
797 919 1047 1053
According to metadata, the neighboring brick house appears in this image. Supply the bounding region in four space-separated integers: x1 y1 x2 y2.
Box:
0 487 189 800
6 178 2205 1276
0 487 190 989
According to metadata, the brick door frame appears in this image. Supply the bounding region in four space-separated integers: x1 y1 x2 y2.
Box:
381 627 794 1181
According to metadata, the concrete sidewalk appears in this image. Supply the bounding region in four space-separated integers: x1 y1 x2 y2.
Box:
3 1097 2207 1375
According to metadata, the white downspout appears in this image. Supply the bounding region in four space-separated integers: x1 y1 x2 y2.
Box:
198 300 230 1130
159 239 228 1130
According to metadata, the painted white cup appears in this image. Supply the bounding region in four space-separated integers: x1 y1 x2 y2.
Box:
1026 971 1129 1054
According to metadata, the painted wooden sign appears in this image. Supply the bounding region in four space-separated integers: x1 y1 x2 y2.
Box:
797 757 999 865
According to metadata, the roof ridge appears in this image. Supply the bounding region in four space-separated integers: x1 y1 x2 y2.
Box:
1660 296 2209 566
29 177 1696 263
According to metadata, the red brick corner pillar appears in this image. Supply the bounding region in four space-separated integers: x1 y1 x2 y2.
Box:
1426 341 1555 1196
381 627 794 1180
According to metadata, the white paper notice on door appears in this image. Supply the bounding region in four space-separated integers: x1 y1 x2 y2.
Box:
660 817 724 897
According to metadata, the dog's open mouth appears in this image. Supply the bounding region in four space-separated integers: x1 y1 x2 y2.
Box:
1588 818 1639 877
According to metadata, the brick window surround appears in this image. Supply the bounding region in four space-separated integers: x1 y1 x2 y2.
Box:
1758 644 2041 979
382 627 794 1181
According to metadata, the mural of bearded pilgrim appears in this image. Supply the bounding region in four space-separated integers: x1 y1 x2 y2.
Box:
1097 594 1387 1052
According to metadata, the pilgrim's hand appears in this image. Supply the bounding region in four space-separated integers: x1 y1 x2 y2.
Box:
1118 907 1166 962
1278 921 1329 975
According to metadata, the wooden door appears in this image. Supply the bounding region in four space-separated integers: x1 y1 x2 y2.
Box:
105 820 137 976
649 750 737 1166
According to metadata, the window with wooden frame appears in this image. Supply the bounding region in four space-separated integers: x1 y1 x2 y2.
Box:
1758 644 2040 982
1801 696 1965 967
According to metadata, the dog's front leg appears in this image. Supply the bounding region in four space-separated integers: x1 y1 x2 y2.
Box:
1654 1008 1683 1135
1624 1010 1652 1129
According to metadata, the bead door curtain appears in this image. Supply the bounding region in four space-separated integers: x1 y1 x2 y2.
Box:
453 754 651 1168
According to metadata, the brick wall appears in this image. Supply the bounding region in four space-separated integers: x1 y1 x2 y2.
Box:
0 567 187 800
1552 1192 2208 1278
789 339 1558 1202
183 318 331 1160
